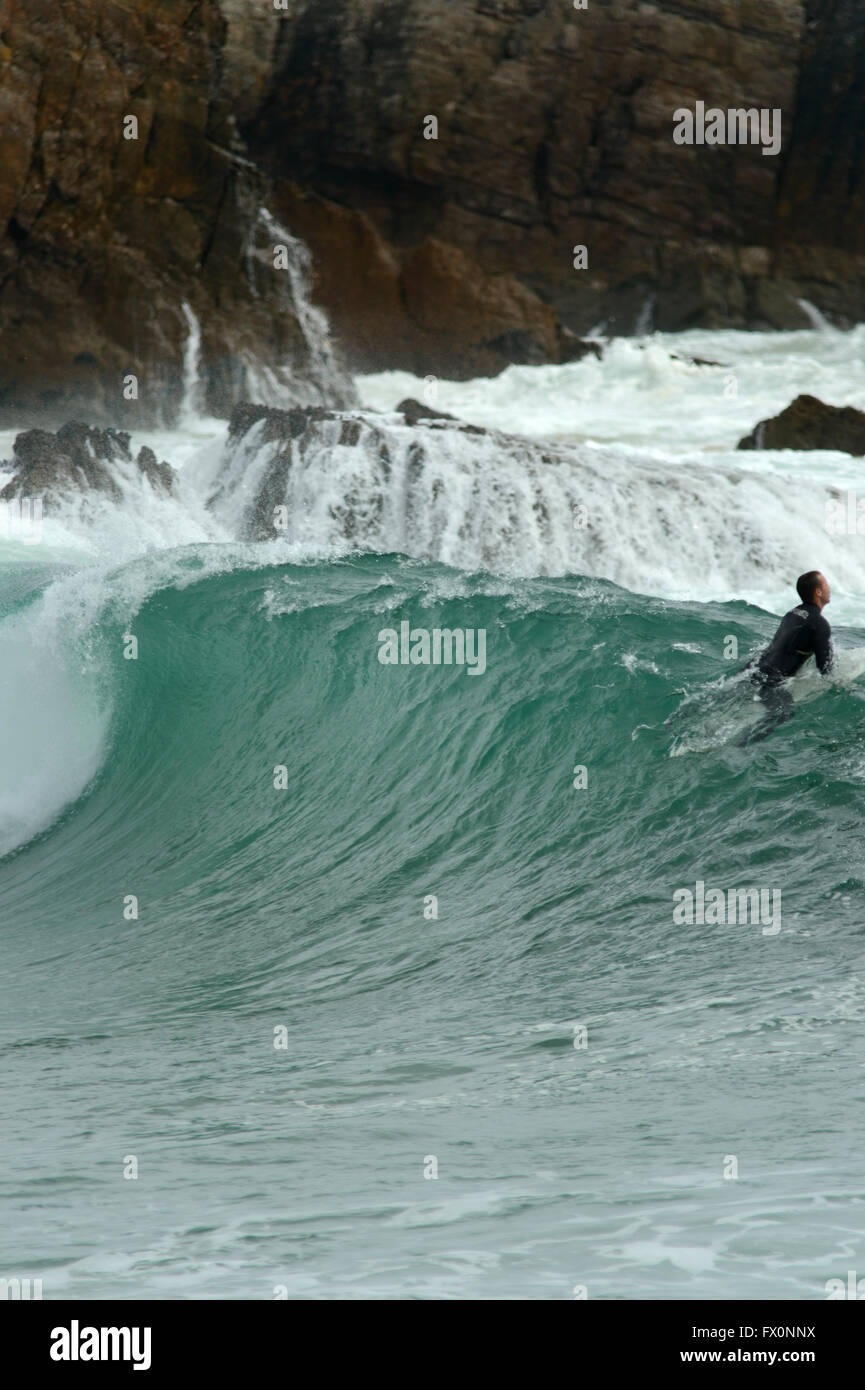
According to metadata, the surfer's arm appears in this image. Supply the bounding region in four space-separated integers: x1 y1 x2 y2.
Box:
813 617 833 674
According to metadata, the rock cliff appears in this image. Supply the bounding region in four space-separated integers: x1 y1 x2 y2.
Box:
2 0 864 421
0 0 356 426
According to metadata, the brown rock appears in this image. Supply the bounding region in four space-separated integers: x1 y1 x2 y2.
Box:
775 0 865 320
271 181 601 375
750 280 813 331
0 0 355 427
5 0 865 410
246 0 813 347
738 395 865 454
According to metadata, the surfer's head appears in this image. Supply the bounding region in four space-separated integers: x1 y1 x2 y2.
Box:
797 570 830 609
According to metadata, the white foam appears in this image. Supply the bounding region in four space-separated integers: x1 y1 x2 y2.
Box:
5 326 865 617
205 408 865 619
357 324 865 456
0 604 110 857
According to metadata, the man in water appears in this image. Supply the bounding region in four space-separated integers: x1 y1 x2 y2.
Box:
741 571 833 744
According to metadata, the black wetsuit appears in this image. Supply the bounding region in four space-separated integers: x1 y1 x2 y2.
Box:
757 602 833 683
742 602 833 743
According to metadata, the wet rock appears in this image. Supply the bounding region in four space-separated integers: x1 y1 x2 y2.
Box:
9 0 865 419
226 403 337 446
268 184 607 376
246 0 851 347
217 401 495 540
0 421 176 503
0 0 356 427
669 354 728 368
737 394 865 455
397 399 458 426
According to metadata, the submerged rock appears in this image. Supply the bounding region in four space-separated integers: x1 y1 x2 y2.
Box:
396 399 458 426
0 421 175 504
669 353 728 368
395 400 485 434
208 402 501 542
737 394 865 455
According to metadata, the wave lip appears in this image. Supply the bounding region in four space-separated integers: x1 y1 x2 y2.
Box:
0 605 110 858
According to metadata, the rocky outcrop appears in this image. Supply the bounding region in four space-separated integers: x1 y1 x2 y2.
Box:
0 0 356 427
210 399 811 585
244 0 865 350
246 0 795 337
4 0 865 415
0 422 175 504
738 395 865 454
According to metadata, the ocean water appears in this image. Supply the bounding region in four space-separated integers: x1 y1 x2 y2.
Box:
2 326 865 1300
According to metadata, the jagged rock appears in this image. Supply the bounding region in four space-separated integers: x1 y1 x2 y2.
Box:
557 331 604 365
134 446 176 495
226 402 337 446
737 395 865 455
0 421 176 503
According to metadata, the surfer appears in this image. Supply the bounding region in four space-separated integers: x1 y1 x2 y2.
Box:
740 571 833 744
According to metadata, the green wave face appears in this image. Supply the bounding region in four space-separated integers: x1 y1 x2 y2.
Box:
3 553 865 1298
6 553 865 971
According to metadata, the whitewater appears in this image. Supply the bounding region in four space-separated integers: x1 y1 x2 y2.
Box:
2 324 864 1299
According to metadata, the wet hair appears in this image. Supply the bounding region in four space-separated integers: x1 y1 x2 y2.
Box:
796 571 823 604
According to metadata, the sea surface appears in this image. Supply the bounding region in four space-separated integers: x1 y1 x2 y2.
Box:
2 325 864 1299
